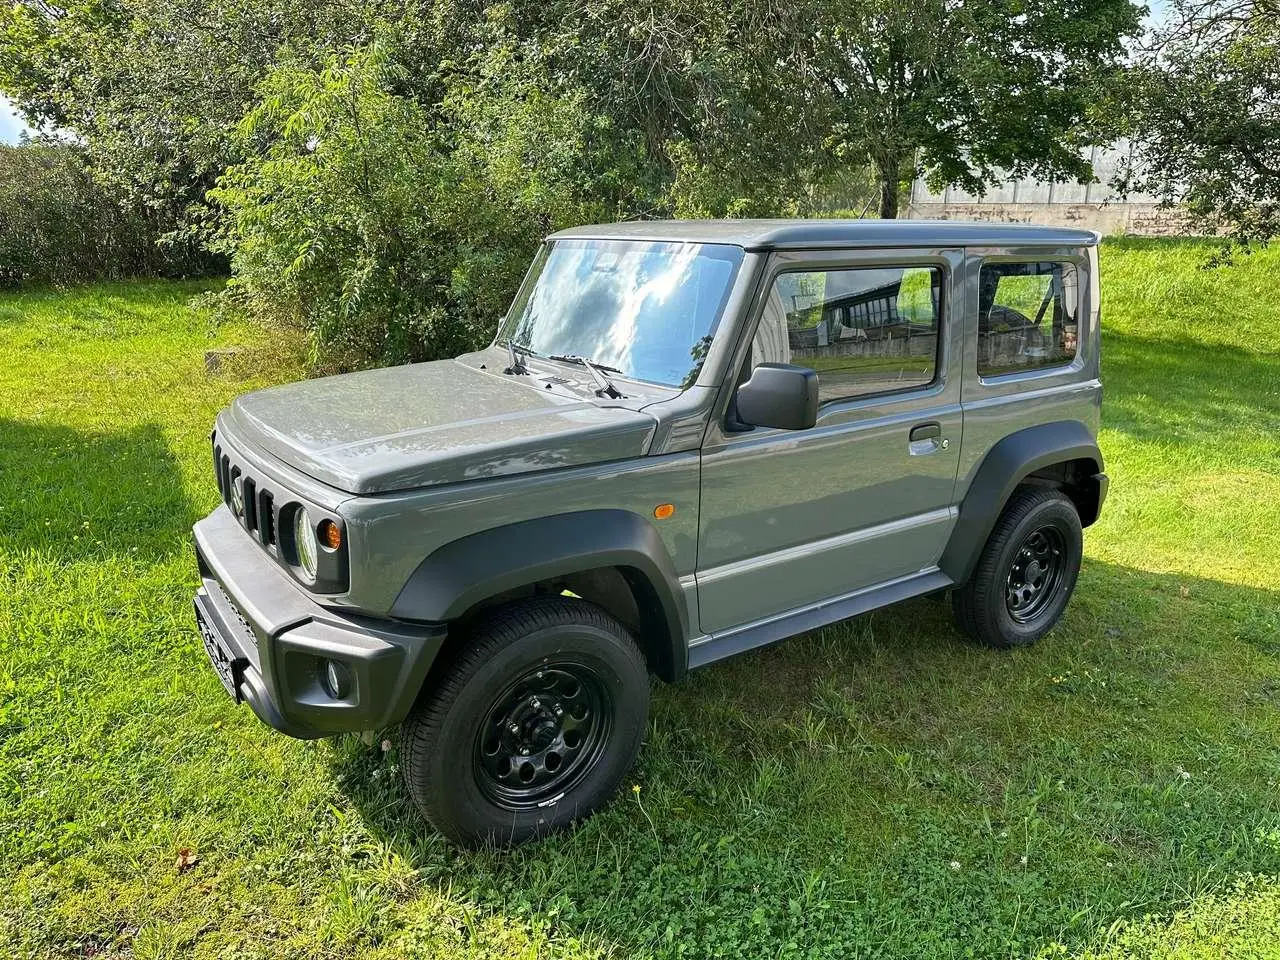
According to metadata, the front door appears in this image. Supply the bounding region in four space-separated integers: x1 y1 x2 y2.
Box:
695 247 965 635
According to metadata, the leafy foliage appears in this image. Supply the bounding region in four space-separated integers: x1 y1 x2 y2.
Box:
1107 0 1280 247
0 141 203 287
0 0 380 237
209 36 619 369
812 0 1145 217
2 0 1147 363
209 3 834 369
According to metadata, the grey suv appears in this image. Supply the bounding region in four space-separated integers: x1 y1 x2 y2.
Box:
193 219 1108 846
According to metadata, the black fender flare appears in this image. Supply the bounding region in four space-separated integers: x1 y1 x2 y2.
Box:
939 420 1106 585
390 509 689 681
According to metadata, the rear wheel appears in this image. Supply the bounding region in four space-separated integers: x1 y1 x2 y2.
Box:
952 487 1082 649
400 597 648 847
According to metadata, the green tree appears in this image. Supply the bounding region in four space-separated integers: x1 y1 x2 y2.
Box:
0 0 380 233
812 0 1144 218
482 0 827 218
1108 0 1280 246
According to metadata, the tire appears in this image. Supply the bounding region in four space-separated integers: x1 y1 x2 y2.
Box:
951 487 1083 649
400 596 649 847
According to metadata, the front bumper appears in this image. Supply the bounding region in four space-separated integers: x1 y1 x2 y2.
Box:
193 504 447 739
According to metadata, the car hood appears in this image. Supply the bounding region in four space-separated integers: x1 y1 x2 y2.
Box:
223 359 658 494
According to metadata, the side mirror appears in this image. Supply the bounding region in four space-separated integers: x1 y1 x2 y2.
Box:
734 363 818 431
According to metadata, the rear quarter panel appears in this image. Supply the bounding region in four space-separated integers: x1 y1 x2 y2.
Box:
956 244 1102 499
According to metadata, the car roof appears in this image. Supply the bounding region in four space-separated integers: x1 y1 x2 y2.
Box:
547 218 1100 249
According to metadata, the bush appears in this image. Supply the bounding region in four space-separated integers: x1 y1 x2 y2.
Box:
0 141 209 288
208 36 631 371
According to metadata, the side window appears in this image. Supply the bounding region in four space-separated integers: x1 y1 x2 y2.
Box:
977 262 1079 377
752 266 942 404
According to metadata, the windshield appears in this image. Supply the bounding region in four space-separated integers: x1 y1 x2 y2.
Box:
498 238 744 388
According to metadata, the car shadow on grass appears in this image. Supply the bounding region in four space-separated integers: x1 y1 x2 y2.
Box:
327 558 1280 958
0 417 195 563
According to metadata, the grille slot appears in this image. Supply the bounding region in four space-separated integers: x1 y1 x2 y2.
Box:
220 455 232 507
258 489 276 545
242 477 258 531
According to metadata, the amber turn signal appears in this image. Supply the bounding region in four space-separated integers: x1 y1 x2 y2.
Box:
653 503 676 520
318 518 342 549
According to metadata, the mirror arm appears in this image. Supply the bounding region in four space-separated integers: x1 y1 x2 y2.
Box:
724 392 755 434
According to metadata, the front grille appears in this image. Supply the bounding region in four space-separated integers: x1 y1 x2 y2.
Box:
212 433 281 549
208 429 346 593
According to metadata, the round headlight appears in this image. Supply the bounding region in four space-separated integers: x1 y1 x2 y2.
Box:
294 507 318 581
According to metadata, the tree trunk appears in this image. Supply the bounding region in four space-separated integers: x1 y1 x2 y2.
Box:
876 154 901 219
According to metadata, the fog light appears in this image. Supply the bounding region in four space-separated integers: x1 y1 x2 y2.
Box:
323 659 352 699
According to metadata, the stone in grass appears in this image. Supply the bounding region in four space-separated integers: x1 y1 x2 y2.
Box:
204 348 240 375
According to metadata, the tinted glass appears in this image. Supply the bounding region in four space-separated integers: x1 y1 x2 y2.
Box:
978 262 1079 377
752 266 942 404
499 239 744 388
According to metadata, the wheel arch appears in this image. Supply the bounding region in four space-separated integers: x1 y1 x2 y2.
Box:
940 421 1106 585
390 510 690 682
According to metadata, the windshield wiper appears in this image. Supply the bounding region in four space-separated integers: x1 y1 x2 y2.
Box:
548 354 625 399
502 338 533 375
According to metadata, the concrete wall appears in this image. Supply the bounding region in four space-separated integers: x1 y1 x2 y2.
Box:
906 141 1199 237
904 200 1194 237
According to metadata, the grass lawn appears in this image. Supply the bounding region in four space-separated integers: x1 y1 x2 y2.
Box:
2 241 1279 958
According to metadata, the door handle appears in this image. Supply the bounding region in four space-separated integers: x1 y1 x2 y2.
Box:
908 422 950 455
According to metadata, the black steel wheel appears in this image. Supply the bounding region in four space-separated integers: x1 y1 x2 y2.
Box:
474 662 613 810
400 597 648 847
1005 526 1068 623
953 487 1083 648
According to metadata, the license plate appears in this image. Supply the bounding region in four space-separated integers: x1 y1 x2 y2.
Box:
196 605 242 700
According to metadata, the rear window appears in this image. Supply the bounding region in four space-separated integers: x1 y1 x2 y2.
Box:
977 262 1079 377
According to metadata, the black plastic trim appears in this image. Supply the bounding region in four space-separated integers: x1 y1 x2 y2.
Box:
390 509 690 681
939 420 1104 585
194 505 446 738
689 569 953 669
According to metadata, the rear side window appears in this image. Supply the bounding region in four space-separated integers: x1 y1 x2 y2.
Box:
753 266 943 405
977 262 1079 378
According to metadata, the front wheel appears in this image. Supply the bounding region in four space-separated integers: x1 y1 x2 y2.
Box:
952 487 1083 649
399 597 649 847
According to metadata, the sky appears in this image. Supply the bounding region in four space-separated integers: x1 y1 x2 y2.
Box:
0 94 30 144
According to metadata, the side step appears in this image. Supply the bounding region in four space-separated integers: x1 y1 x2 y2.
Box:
687 568 953 670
